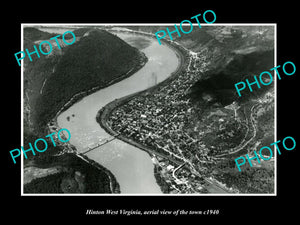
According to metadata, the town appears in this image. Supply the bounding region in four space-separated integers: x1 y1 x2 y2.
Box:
107 43 234 193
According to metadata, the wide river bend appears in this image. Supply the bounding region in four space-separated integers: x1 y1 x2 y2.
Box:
53 31 180 193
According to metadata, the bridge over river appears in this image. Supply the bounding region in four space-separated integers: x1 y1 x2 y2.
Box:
81 134 119 155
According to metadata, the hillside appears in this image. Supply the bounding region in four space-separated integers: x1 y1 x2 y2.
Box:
188 49 274 106
105 25 275 193
24 28 147 133
24 153 119 193
24 27 58 41
23 28 62 133
23 27 147 194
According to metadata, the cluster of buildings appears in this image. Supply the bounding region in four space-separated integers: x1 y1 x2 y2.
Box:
152 156 208 193
47 119 77 156
108 52 216 171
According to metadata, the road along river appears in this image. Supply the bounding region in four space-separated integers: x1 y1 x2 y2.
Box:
57 31 181 194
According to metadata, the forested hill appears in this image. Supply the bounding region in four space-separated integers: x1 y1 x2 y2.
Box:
24 27 59 42
23 28 141 194
188 49 274 105
29 29 146 132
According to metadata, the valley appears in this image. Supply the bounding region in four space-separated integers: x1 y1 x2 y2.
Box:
23 25 275 194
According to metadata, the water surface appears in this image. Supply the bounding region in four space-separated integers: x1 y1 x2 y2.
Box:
56 31 179 193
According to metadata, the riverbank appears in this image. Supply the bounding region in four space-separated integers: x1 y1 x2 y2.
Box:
96 93 184 166
24 28 150 194
52 50 148 120
23 153 120 193
23 131 120 193
93 26 274 194
94 30 193 194
95 30 235 194
96 32 189 165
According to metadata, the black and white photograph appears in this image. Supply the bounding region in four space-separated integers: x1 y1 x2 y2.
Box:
22 24 276 195
3 3 298 221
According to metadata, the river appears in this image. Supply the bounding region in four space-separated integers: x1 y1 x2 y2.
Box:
50 28 180 194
